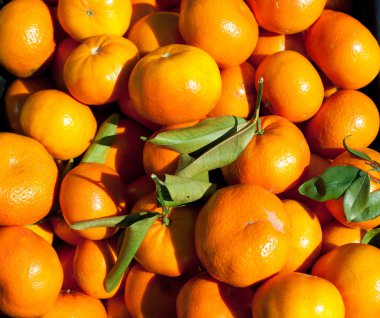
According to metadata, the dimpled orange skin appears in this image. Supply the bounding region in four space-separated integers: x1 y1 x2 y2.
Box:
128 44 222 126
312 243 380 318
222 115 311 195
178 0 258 68
255 50 324 123
195 184 291 287
305 90 380 159
246 0 327 35
325 148 380 230
305 10 380 89
64 34 139 105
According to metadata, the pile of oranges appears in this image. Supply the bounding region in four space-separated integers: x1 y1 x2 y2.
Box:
0 0 379 317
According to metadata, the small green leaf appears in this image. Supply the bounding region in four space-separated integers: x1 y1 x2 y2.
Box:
352 190 380 222
362 227 380 246
175 154 209 182
343 136 372 161
298 166 362 201
104 214 159 292
81 113 120 164
343 173 370 221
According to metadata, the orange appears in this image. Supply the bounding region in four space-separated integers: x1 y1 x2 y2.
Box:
195 184 291 287
178 0 258 68
0 133 58 226
127 11 184 56
305 90 380 159
63 34 139 106
20 89 97 160
207 62 256 119
57 0 132 42
105 118 150 185
105 293 131 318
4 75 53 133
252 272 345 318
319 69 338 98
50 214 85 246
325 148 380 230
125 174 156 211
176 272 253 318
131 192 200 277
321 220 367 255
249 28 307 68
247 0 327 34
128 43 222 126
0 226 63 317
40 290 108 318
280 199 322 274
25 221 54 245
222 115 311 195
312 243 380 318
73 238 124 299
124 262 185 318
59 162 127 240
0 0 55 77
56 243 80 291
255 50 324 122
305 9 380 89
129 0 159 29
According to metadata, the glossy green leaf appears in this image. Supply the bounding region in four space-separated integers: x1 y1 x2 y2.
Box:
343 173 370 221
104 214 159 292
298 166 361 201
352 190 380 222
175 154 209 182
81 113 120 164
343 136 372 161
362 227 380 245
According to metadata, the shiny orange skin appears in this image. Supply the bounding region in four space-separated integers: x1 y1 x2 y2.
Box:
50 215 85 246
59 162 127 240
247 0 327 34
255 50 324 123
25 222 54 245
128 43 222 126
0 226 63 317
0 0 56 77
252 272 345 318
305 90 380 159
179 0 258 68
176 272 253 318
64 34 139 105
129 0 159 29
312 243 380 318
305 10 380 89
195 184 291 287
222 115 311 195
105 293 131 318
0 133 58 226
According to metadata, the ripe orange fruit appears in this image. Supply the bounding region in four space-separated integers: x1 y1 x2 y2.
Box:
128 43 222 126
246 0 327 34
255 50 324 122
0 226 63 317
176 272 253 318
178 0 258 68
129 0 159 29
280 199 322 274
59 162 127 240
20 89 97 160
124 262 185 318
222 115 311 195
131 193 200 277
57 0 132 42
127 11 184 56
73 238 123 299
325 148 380 230
64 34 139 105
321 220 367 255
196 184 291 287
125 174 156 211
207 62 256 119
305 90 380 159
312 243 380 318
40 290 108 318
56 243 80 291
0 0 55 77
50 214 85 246
105 293 131 318
305 9 380 89
0 133 58 226
252 272 345 318
4 75 53 133
25 222 54 245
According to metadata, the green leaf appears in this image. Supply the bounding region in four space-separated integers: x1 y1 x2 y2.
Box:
362 227 380 246
352 190 380 222
343 173 370 221
175 154 209 182
81 113 120 164
343 136 372 161
104 214 159 292
298 166 362 201
175 121 256 179
144 116 247 155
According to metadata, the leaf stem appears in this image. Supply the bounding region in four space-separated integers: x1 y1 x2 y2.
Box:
151 174 171 226
252 77 264 135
